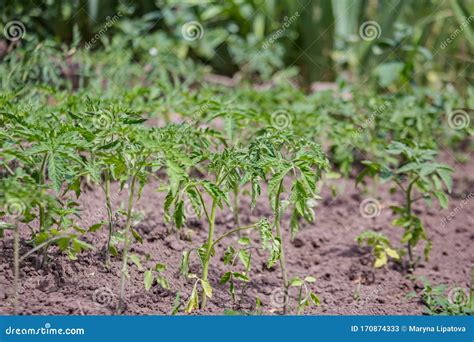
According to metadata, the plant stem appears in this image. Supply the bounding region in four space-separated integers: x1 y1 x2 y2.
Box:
118 174 137 313
211 223 258 249
38 153 48 233
200 201 217 309
19 234 70 263
405 177 417 270
232 185 240 230
274 180 289 314
104 170 114 269
12 220 20 314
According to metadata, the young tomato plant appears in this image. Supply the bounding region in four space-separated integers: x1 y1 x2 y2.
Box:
356 230 400 268
358 141 453 270
71 102 148 268
249 130 329 313
219 237 253 304
166 144 278 311
288 275 320 315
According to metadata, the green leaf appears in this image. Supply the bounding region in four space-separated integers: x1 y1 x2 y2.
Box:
179 250 190 277
433 191 449 209
436 169 452 193
174 200 185 229
220 271 232 284
304 276 316 283
185 282 199 313
144 270 154 291
238 249 251 271
155 262 166 272
88 222 104 232
309 292 320 306
156 274 170 289
237 237 251 245
131 228 143 244
385 247 400 260
232 272 250 282
289 277 304 287
374 252 388 268
129 254 143 271
201 279 213 298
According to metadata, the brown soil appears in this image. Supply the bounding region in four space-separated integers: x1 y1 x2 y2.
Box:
0 151 472 315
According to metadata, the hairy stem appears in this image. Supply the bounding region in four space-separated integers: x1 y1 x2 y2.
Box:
104 170 114 269
232 185 240 230
200 201 217 309
405 177 417 270
38 153 48 233
12 220 20 314
118 174 137 313
211 223 258 249
275 180 289 314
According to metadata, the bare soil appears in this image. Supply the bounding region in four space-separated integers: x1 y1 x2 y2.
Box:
0 151 472 315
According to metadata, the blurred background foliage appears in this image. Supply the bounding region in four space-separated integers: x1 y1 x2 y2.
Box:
1 0 473 91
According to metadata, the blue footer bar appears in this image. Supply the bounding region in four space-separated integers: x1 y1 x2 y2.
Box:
0 316 473 342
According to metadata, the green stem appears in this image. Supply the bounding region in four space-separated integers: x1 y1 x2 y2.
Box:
104 170 114 269
200 201 217 309
211 223 258 249
38 153 48 233
232 185 240 229
274 180 289 314
13 220 19 314
405 177 418 270
118 174 137 313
